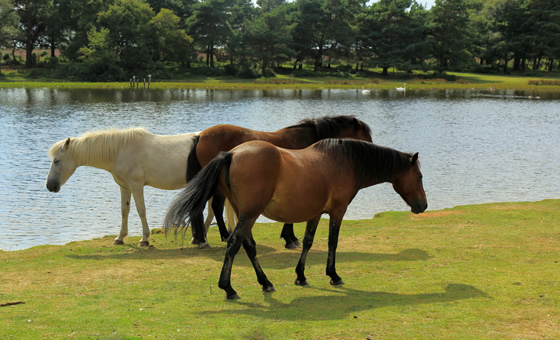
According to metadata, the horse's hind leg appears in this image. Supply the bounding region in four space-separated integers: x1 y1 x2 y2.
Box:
218 215 257 299
130 184 150 247
114 186 131 245
211 191 230 242
280 223 300 249
204 197 215 235
243 233 275 293
295 217 321 286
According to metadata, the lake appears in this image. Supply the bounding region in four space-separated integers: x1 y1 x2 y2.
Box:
0 87 558 251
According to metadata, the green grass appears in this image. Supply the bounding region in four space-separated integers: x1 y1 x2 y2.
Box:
2 66 560 91
1 200 559 338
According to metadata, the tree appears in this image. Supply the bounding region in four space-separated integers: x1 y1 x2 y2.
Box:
0 0 19 51
430 0 473 72
225 0 256 66
358 0 429 75
148 8 194 64
78 27 122 79
187 0 232 67
14 0 50 67
244 3 294 75
96 0 155 74
43 0 65 58
290 0 329 71
55 0 114 60
521 0 560 71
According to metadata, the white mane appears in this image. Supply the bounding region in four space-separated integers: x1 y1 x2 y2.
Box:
48 127 153 165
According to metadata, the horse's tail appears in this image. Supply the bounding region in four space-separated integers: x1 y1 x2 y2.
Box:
186 135 201 182
164 151 233 239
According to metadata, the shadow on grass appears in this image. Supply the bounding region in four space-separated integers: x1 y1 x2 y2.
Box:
199 284 488 321
66 245 430 269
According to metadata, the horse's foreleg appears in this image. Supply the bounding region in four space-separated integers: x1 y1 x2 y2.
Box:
242 233 275 293
294 217 320 286
211 191 230 242
326 216 345 285
218 216 256 299
280 223 300 249
130 185 150 247
114 186 131 245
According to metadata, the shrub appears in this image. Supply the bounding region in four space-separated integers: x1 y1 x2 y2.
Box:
236 65 260 79
190 66 225 77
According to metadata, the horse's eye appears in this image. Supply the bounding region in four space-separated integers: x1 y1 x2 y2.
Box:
53 159 60 164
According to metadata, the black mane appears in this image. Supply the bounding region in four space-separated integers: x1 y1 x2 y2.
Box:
314 139 413 183
287 115 372 142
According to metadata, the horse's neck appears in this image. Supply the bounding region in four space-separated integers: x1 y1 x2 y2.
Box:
72 139 117 172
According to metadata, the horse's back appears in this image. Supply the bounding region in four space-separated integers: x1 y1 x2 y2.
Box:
114 131 199 190
197 124 267 167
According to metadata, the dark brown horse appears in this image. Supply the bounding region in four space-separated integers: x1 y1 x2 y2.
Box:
187 115 373 248
165 138 427 299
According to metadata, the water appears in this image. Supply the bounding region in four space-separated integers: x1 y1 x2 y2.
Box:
0 88 558 251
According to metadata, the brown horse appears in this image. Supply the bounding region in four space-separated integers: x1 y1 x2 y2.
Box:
187 115 373 248
165 138 427 299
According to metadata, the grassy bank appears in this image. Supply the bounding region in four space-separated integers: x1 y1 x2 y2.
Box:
1 200 559 338
1 67 560 92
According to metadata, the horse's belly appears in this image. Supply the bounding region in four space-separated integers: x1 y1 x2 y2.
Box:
262 198 324 224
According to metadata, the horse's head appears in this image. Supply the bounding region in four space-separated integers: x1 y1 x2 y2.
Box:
391 153 427 214
46 138 77 193
340 117 373 143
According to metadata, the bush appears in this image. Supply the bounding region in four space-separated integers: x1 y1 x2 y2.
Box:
224 64 237 76
45 56 59 68
292 69 318 77
236 65 260 79
190 66 225 77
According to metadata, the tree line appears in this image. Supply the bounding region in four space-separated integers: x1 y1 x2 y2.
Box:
1 0 559 81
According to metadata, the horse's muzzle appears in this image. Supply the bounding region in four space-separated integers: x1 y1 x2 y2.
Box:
46 181 60 193
411 201 428 214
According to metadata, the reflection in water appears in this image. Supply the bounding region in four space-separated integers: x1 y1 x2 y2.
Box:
0 88 559 250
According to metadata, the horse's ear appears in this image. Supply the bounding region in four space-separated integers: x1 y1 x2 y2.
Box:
352 117 361 128
62 138 71 151
411 153 419 164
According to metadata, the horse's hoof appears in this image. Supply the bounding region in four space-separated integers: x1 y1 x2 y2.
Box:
190 238 198 245
293 240 301 247
285 242 298 250
198 242 211 249
113 240 124 245
139 241 149 247
226 293 241 300
330 279 345 286
295 279 308 286
262 285 276 293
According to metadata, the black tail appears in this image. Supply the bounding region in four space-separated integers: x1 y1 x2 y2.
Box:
164 151 234 239
186 135 201 182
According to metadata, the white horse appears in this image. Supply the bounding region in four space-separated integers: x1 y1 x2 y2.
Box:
46 127 216 247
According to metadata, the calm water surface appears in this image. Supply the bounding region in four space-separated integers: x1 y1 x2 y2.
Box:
0 88 558 250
